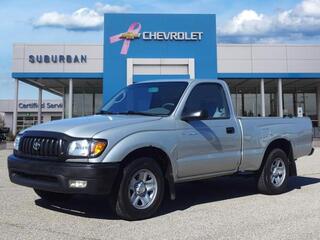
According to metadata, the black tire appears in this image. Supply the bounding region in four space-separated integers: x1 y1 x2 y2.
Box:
115 157 164 220
257 148 289 195
34 189 74 202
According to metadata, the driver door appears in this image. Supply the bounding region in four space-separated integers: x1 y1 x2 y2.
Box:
176 83 241 178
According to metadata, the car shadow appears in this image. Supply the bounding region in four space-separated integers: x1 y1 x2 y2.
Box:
35 175 320 220
158 175 320 216
35 194 118 220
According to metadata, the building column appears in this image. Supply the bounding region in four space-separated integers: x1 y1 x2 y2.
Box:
13 79 19 136
68 78 73 118
241 92 244 116
316 85 320 127
62 92 65 119
278 78 283 117
61 87 66 119
37 88 42 124
235 88 238 116
260 78 265 117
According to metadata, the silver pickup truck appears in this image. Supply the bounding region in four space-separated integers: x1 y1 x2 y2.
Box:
8 79 313 220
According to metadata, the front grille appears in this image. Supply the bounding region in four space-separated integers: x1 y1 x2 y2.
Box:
18 136 67 160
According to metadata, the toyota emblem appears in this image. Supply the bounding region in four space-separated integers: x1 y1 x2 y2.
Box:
33 141 41 151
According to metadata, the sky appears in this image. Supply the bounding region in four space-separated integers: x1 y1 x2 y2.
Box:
1 0 320 100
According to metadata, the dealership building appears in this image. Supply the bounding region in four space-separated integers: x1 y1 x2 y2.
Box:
10 13 320 135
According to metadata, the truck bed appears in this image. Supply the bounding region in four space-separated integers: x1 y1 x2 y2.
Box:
238 117 313 171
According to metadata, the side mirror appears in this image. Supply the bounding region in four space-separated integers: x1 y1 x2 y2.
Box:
181 110 208 122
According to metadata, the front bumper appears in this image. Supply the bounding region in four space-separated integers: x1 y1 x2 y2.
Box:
7 155 120 195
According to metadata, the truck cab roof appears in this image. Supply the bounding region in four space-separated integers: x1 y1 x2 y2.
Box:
135 79 224 84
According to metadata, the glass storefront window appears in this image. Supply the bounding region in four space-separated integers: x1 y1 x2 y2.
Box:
244 94 257 116
51 116 62 121
269 93 277 117
72 94 93 117
296 93 304 114
283 94 294 117
17 115 43 131
226 80 317 123
304 93 316 116
256 94 262 116
231 94 242 116
94 94 103 114
65 93 103 117
265 94 271 117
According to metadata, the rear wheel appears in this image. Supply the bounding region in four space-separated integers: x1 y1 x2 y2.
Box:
115 157 164 220
257 148 289 194
34 189 74 202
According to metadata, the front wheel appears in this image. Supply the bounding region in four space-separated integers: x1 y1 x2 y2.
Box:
115 157 164 220
34 189 74 202
257 148 289 195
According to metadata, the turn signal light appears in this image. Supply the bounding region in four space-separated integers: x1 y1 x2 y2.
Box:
90 140 107 157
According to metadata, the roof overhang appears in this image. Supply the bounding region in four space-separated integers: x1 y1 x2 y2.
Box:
12 72 103 96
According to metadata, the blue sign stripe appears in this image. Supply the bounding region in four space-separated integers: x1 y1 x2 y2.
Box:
218 73 320 79
12 72 103 79
13 72 320 80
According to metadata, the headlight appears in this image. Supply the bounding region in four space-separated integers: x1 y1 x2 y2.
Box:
14 135 21 151
68 140 90 157
68 140 107 157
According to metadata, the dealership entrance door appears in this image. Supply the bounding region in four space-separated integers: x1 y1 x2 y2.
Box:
126 58 195 84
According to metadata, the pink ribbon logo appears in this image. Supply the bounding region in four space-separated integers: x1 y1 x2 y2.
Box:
109 22 142 55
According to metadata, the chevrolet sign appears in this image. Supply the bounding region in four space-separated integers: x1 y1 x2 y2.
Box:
142 32 203 41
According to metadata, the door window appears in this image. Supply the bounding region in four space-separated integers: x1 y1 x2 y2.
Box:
182 83 230 119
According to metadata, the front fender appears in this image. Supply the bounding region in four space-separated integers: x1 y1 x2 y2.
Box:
102 130 179 178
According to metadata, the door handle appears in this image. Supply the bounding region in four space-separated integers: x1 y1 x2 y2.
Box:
182 131 198 136
226 127 235 134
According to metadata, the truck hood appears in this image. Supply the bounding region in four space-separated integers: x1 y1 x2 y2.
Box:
23 115 162 138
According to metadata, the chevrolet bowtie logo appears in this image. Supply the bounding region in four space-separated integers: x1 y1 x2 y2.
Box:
120 32 141 40
110 22 142 55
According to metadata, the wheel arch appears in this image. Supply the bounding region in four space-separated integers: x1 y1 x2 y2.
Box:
259 138 296 176
116 146 176 200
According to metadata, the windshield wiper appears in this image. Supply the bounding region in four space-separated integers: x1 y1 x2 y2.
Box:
99 110 118 115
100 110 165 116
117 111 164 116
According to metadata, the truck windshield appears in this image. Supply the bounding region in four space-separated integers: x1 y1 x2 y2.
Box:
101 82 188 116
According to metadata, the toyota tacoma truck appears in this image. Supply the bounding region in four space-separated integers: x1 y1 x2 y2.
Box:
8 79 313 220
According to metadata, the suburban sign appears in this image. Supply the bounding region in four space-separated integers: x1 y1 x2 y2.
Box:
29 55 87 64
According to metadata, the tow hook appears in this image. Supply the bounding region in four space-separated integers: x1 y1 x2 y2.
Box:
309 148 314 156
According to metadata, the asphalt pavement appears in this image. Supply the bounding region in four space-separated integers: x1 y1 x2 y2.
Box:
1 148 320 240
